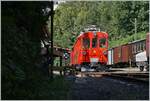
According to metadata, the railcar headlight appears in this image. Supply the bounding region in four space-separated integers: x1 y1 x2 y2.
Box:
82 51 87 55
103 50 107 55
93 50 96 54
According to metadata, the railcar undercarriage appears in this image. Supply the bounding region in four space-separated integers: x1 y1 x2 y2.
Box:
75 62 109 72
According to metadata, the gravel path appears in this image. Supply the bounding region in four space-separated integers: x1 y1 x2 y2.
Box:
67 76 149 100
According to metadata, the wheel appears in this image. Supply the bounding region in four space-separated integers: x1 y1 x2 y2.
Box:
81 67 86 72
96 65 108 72
75 65 81 71
146 66 149 71
140 66 144 71
105 66 110 72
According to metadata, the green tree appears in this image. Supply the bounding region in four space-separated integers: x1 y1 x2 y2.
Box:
53 1 148 48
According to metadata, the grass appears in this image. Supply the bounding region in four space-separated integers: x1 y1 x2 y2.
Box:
2 70 71 100
35 75 71 100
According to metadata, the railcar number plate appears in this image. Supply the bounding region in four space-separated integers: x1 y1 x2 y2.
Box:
90 58 98 63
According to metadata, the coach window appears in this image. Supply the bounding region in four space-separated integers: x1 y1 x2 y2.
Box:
138 43 141 52
142 43 144 51
138 43 140 52
141 42 143 51
134 45 136 53
141 42 144 51
137 44 139 52
143 42 146 50
135 45 137 53
132 45 134 54
139 43 141 52
100 38 106 48
83 38 90 49
92 38 97 48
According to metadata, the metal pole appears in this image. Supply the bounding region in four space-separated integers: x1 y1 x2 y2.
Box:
50 1 54 79
60 56 62 76
134 18 137 41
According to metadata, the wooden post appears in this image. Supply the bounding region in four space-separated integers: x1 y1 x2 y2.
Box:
129 58 131 75
81 71 83 77
50 1 54 79
60 56 62 76
60 56 62 66
63 66 66 76
129 58 132 68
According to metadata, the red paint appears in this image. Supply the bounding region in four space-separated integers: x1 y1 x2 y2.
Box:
70 31 108 66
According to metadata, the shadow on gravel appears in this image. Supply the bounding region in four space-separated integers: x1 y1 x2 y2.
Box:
67 76 149 100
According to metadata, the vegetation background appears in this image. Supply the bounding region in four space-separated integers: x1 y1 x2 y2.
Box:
52 1 149 48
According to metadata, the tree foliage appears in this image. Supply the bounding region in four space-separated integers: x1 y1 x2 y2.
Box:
53 1 149 48
2 1 70 99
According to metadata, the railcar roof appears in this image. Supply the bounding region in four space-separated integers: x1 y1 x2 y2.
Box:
128 39 146 44
77 31 108 38
109 38 146 50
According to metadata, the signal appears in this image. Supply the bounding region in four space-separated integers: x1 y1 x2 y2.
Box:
63 52 69 60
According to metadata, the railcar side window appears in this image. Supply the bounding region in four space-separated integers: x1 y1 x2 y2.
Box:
83 38 90 49
92 38 97 48
100 38 106 48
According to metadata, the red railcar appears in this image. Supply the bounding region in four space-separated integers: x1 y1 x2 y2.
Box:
70 26 108 69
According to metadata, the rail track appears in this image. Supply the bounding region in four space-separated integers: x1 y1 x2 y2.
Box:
53 66 149 84
76 71 149 84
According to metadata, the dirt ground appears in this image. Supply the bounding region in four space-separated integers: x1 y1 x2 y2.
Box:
66 75 149 100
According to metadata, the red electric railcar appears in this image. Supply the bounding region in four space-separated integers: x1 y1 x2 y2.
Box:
70 26 108 70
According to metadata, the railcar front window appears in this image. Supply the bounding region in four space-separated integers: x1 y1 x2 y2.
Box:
92 38 97 48
100 38 106 48
83 38 90 49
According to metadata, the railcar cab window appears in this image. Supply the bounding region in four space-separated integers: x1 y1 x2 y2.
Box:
92 38 97 48
72 47 74 51
100 38 106 48
83 38 90 49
